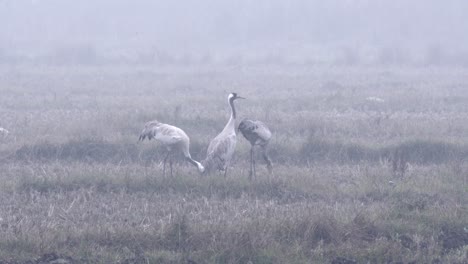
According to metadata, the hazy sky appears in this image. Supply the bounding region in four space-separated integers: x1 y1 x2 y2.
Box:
1 0 467 61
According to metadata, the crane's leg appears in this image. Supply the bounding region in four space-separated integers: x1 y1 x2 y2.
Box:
249 146 254 180
163 151 170 177
261 145 273 174
250 146 257 180
223 162 229 178
253 149 257 179
169 155 174 177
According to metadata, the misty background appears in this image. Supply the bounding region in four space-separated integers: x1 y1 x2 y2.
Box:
1 0 467 66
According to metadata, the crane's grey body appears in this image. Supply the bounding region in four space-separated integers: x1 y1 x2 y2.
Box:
139 120 204 176
204 131 237 173
202 93 244 176
238 118 273 179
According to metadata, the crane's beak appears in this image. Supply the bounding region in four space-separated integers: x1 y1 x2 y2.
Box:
236 96 246 100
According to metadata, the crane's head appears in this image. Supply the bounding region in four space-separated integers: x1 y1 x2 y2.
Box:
197 163 205 173
228 92 245 101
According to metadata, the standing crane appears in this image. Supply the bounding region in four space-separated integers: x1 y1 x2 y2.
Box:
203 93 245 176
238 119 273 179
139 120 204 176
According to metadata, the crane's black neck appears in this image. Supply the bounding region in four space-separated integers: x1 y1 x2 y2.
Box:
221 95 237 134
229 97 236 119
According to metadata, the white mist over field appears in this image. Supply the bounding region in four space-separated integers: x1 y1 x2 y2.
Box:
1 0 467 65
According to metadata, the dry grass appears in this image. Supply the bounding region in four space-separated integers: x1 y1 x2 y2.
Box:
0 65 467 263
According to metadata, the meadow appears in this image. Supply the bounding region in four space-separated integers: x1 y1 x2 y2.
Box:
0 64 467 263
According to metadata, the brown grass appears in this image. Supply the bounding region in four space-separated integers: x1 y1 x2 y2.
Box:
0 65 467 263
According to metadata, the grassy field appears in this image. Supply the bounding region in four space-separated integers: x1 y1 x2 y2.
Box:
0 64 467 263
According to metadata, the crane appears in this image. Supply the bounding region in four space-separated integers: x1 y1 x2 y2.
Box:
238 119 273 179
202 93 245 176
139 120 204 176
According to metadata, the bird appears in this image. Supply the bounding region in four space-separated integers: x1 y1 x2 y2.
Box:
0 127 9 137
202 93 245 176
238 119 273 179
139 120 204 176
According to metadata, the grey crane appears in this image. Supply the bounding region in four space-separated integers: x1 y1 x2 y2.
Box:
202 93 245 176
238 119 273 179
139 120 204 176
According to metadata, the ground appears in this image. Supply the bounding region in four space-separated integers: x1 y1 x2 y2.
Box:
0 64 466 263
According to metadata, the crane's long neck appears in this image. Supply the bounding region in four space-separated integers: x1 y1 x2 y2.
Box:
187 157 205 173
182 149 205 173
222 97 236 133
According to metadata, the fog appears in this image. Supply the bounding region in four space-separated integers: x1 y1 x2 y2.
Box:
1 0 467 65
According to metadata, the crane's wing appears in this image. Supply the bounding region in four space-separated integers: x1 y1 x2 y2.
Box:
253 121 272 142
238 119 272 144
205 133 237 170
139 121 184 144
